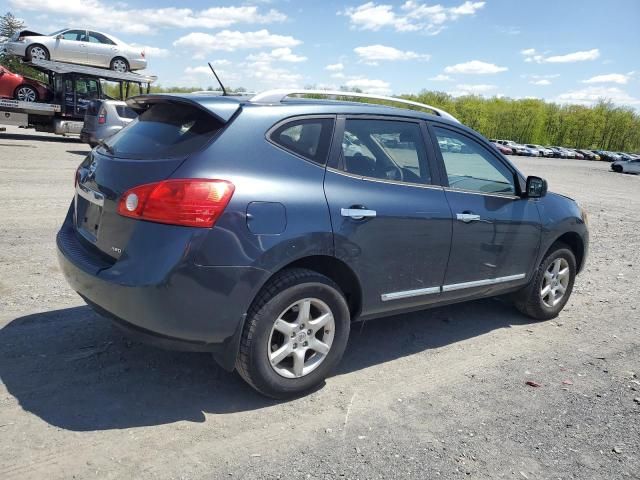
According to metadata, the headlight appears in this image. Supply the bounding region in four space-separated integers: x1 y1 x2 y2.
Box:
580 205 588 226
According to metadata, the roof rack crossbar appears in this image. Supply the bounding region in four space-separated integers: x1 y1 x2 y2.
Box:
249 89 459 123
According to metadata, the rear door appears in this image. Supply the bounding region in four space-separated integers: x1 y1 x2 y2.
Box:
324 116 452 317
86 31 116 68
428 123 541 298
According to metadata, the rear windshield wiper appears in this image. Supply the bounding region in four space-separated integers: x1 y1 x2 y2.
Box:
97 140 115 155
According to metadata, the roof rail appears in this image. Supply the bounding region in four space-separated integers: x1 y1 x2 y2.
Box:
249 89 459 123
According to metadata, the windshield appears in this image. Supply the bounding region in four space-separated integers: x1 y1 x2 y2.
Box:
48 28 68 36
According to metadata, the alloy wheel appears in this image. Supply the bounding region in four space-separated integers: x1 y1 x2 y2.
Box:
540 258 570 308
268 298 335 379
16 87 36 102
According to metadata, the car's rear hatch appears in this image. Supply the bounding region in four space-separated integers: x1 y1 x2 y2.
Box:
72 95 242 265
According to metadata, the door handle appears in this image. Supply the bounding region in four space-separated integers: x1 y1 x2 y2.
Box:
341 208 377 220
456 213 481 223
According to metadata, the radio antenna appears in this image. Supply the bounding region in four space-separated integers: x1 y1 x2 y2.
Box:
208 62 228 96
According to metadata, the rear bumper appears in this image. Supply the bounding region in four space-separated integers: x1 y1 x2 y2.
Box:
56 208 269 360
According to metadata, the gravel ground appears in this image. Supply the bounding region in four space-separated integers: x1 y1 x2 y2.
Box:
0 126 639 480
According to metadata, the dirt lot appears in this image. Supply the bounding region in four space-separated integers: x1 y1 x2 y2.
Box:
0 126 638 479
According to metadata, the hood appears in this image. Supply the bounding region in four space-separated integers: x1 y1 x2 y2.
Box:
12 29 45 40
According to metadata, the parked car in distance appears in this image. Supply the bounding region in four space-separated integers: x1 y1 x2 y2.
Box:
576 149 597 160
80 99 138 147
594 150 620 162
58 90 589 398
567 149 584 160
491 141 513 155
525 144 548 157
5 28 147 72
546 147 564 158
611 158 640 174
496 140 529 155
0 65 51 102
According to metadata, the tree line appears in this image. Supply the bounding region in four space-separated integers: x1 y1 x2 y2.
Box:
402 91 640 153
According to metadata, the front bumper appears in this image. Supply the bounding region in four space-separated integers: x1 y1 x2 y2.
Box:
4 41 27 57
56 208 268 357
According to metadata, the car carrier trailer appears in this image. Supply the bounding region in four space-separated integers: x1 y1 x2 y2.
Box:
0 58 155 136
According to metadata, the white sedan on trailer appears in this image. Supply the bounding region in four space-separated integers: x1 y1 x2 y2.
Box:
4 28 147 72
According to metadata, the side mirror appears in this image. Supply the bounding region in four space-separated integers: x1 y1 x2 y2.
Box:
525 176 547 198
56 34 63 40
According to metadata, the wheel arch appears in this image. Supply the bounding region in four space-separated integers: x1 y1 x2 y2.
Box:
26 43 49 59
547 231 585 273
13 83 39 101
110 56 129 70
214 255 363 372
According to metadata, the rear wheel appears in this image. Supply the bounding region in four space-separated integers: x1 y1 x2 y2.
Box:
236 268 350 398
513 244 576 320
14 85 38 102
110 57 129 73
612 164 623 173
26 44 49 61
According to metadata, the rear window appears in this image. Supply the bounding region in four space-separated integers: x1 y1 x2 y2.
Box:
270 117 334 165
101 102 222 159
115 105 137 119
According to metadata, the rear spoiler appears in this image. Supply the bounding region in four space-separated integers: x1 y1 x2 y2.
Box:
126 94 241 123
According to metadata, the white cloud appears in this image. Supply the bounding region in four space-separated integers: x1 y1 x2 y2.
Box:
429 74 452 81
133 45 170 58
521 48 600 64
344 78 392 95
184 66 213 75
331 72 346 79
582 73 630 85
354 44 430 64
444 60 507 74
174 30 301 54
530 79 551 86
247 48 307 63
325 63 344 72
556 86 640 106
341 1 484 35
246 62 303 88
452 83 496 95
9 0 287 35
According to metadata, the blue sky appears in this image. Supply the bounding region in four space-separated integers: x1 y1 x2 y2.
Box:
5 0 640 106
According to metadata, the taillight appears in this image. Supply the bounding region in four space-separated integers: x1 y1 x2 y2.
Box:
117 179 234 228
98 106 106 124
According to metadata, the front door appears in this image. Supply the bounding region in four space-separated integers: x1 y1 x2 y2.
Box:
324 117 452 317
429 124 541 298
54 29 88 64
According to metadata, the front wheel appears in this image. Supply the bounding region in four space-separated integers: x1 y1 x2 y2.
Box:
26 44 49 61
612 164 623 173
513 244 577 320
236 269 350 398
14 85 38 102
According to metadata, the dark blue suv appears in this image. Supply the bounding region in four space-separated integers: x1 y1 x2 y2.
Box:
57 90 589 398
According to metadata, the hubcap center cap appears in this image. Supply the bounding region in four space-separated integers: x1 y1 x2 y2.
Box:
296 331 308 343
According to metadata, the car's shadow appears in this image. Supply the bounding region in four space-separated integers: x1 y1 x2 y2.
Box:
0 300 534 431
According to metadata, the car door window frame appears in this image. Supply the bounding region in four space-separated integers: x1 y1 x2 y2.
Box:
426 121 526 198
266 114 336 167
327 114 443 189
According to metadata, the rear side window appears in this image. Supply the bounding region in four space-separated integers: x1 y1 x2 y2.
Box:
115 105 137 119
102 102 222 159
270 118 334 165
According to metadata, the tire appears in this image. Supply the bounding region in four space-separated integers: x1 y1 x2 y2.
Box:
14 85 38 102
513 243 577 321
612 164 623 173
236 268 351 399
110 57 129 73
26 44 49 61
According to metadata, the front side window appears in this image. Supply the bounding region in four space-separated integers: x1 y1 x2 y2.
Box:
270 118 334 165
433 126 516 195
340 119 431 185
61 30 86 41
